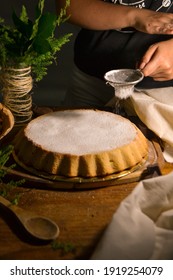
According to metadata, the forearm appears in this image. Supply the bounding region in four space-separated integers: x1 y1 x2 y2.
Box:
55 0 139 30
56 0 173 34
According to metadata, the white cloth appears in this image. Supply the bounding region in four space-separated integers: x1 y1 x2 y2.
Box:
123 87 173 162
91 172 173 260
131 87 173 147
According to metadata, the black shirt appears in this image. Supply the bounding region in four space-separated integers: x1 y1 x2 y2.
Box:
74 0 173 88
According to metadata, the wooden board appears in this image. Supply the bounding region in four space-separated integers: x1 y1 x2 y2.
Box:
3 138 164 190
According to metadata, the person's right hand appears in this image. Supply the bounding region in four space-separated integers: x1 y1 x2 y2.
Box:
138 39 173 81
131 8 173 34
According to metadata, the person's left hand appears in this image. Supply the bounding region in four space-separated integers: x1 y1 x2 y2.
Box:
139 39 173 81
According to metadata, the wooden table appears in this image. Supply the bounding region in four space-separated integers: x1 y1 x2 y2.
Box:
0 117 173 260
0 181 138 260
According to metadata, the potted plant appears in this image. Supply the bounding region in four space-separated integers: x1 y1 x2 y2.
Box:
0 0 72 123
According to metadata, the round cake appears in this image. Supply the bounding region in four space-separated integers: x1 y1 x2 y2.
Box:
13 109 148 177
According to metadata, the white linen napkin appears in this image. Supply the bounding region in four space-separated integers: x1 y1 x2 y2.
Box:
107 87 173 162
91 172 173 260
130 87 173 162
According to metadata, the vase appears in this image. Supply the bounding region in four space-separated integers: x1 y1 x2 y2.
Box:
0 65 33 124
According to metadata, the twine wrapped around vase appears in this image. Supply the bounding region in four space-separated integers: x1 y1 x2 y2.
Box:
0 66 33 124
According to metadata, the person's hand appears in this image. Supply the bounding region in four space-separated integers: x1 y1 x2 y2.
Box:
132 9 173 34
57 1 173 33
138 39 173 81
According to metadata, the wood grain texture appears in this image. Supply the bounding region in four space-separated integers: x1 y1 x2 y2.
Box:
0 157 171 260
0 182 136 260
0 109 172 260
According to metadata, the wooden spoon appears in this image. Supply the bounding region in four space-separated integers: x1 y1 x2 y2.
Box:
0 195 59 241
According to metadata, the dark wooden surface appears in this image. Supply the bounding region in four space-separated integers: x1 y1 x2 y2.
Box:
0 115 172 260
0 151 172 260
0 181 137 260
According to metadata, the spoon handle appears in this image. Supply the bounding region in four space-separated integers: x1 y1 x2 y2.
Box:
0 195 12 207
0 195 31 223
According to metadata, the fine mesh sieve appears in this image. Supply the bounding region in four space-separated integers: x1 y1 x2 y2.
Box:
104 69 144 99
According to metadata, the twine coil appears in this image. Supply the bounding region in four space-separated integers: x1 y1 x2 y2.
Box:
1 66 33 123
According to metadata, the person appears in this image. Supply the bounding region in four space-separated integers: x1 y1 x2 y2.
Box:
56 0 173 108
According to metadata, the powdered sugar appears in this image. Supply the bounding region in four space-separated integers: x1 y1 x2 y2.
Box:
25 110 137 155
104 69 144 99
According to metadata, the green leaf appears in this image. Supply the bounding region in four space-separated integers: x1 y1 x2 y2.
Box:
12 10 33 39
0 17 4 24
57 0 70 25
32 13 57 54
37 13 57 39
30 0 45 40
33 38 52 54
19 5 28 23
35 0 45 19
49 33 72 53
0 145 13 167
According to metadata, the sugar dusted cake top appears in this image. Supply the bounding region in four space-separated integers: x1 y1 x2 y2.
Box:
25 109 137 156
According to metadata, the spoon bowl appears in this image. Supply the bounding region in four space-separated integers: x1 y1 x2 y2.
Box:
25 216 59 240
0 195 59 241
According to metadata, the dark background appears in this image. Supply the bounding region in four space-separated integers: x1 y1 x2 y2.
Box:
0 0 80 106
